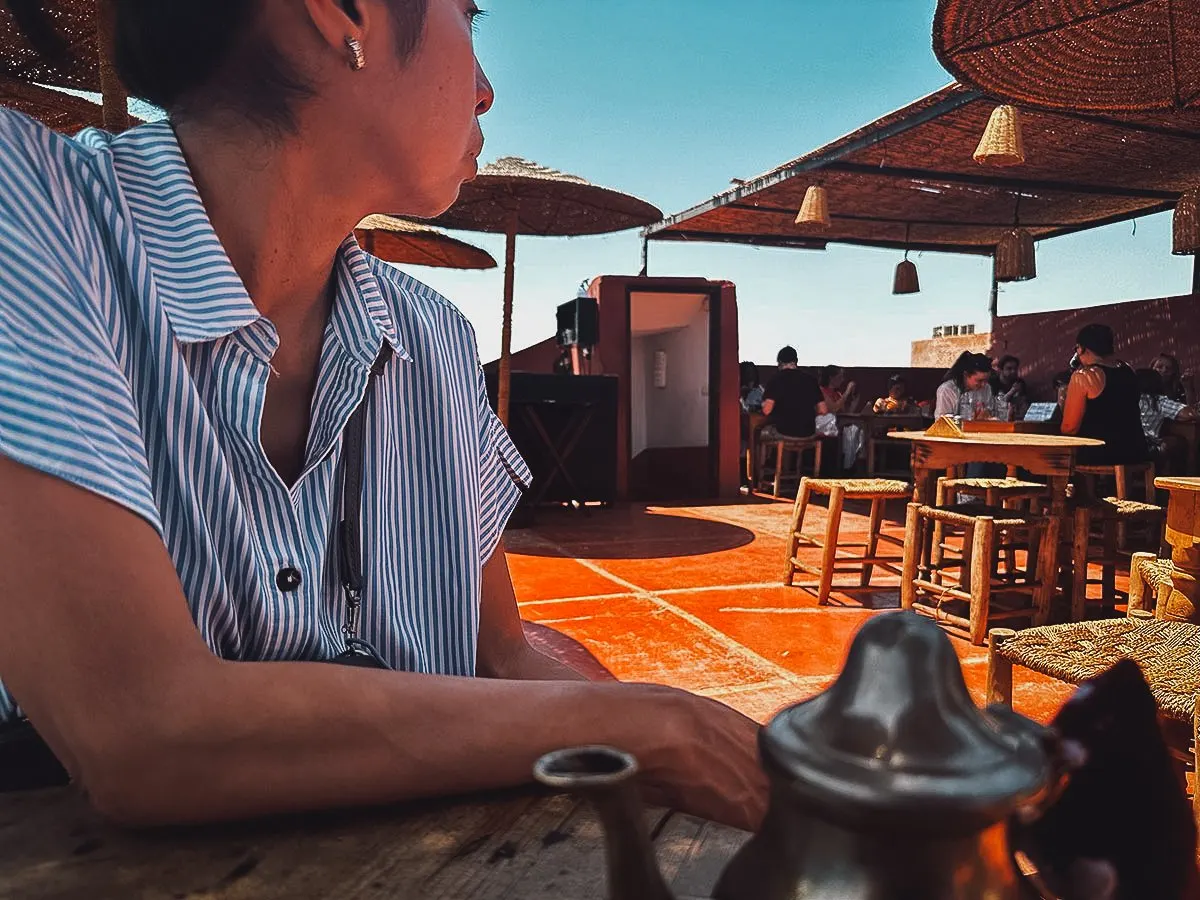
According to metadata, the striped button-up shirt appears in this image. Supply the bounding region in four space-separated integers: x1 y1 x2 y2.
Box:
0 110 529 723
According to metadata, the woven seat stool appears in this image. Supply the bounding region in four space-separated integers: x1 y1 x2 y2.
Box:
934 475 1049 577
1067 498 1166 621
902 501 1049 645
1075 461 1158 549
987 616 1200 827
757 435 823 499
783 477 910 604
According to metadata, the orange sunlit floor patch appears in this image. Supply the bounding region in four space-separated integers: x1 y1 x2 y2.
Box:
505 501 1121 728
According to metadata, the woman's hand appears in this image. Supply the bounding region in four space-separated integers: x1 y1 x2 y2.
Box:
635 687 768 832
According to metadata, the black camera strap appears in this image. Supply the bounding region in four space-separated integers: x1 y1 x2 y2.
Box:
334 344 393 667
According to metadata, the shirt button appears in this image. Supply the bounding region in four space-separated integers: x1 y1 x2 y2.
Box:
276 567 303 593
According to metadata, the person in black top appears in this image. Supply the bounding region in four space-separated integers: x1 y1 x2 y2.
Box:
1061 324 1148 466
760 346 827 439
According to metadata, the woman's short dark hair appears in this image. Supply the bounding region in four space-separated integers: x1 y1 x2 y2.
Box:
1076 323 1115 358
18 0 429 129
777 346 798 366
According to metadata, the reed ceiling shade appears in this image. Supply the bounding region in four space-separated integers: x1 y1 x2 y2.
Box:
934 0 1200 113
1 0 102 92
647 84 1200 257
354 215 497 270
1172 188 1200 255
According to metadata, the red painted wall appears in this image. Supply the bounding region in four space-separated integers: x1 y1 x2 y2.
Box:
991 292 1200 399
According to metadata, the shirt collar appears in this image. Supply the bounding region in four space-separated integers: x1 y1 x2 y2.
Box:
104 122 408 364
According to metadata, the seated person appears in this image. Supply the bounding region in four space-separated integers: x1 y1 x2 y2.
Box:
739 361 764 413
1061 324 1148 466
818 364 858 414
1151 353 1197 406
1137 367 1197 470
934 352 994 420
873 375 917 414
990 354 1030 420
761 346 827 440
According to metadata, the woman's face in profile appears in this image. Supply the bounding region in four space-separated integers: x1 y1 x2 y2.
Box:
357 0 495 216
965 371 990 391
1152 356 1176 382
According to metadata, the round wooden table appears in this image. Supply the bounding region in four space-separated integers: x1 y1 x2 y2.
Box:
888 430 1104 625
1154 476 1200 622
0 786 745 899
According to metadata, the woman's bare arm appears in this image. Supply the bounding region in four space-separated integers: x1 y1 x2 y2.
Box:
0 456 766 830
1061 367 1104 435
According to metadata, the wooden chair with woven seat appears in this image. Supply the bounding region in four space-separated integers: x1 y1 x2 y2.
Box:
757 435 822 499
933 471 1049 578
902 501 1049 645
783 477 910 604
986 613 1200 830
1067 497 1167 621
1075 460 1158 548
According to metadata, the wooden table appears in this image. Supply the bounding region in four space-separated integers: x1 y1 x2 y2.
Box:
888 431 1105 624
0 787 745 900
1154 476 1200 622
961 420 1056 435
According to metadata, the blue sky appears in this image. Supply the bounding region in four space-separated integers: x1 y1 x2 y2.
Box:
418 0 1191 368
96 1 1195 367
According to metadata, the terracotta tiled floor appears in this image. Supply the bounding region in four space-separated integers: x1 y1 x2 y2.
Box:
507 495 1088 726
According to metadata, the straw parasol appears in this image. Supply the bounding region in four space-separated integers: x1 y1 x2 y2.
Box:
354 215 497 270
934 0 1200 112
1 0 129 130
1 74 114 133
427 156 662 425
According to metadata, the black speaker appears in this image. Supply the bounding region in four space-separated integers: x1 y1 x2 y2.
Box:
556 297 600 348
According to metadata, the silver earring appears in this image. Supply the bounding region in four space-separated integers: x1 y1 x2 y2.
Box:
346 37 366 71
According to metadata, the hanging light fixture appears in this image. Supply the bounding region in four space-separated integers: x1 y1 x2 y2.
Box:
994 195 1037 282
1172 188 1200 255
893 225 920 294
973 105 1026 167
795 184 830 229
995 229 1037 282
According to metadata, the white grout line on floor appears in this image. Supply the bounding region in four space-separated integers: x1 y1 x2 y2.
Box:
525 533 815 688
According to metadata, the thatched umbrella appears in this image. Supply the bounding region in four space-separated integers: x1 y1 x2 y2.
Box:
427 156 662 425
934 0 1200 112
1 74 115 133
1 0 129 130
355 215 497 271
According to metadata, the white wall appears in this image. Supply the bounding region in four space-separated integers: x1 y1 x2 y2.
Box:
630 293 710 453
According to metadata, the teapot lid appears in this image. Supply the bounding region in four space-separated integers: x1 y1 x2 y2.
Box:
763 612 1051 833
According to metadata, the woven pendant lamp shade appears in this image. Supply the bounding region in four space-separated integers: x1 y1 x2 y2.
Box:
893 258 920 294
994 228 1036 282
795 185 831 229
973 105 1025 167
1172 189 1200 256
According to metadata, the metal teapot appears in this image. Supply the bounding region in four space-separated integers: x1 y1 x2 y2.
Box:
535 611 1058 900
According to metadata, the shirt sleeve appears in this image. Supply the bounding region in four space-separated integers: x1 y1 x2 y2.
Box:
474 368 531 565
1160 397 1187 420
934 382 959 418
0 115 162 533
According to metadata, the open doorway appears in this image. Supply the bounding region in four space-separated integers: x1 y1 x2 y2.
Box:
627 288 720 500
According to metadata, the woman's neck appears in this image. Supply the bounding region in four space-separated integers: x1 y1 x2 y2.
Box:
173 115 369 329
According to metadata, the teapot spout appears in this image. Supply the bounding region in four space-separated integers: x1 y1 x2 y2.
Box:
535 747 675 900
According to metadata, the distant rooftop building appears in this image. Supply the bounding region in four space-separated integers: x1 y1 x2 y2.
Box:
911 324 991 369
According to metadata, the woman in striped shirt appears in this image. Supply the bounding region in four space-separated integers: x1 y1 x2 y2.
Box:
0 1 764 829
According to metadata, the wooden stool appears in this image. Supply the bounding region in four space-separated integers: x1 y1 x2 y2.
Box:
757 436 822 498
1068 498 1166 621
987 616 1200 832
1128 551 1177 617
783 477 910 604
933 475 1048 577
902 501 1048 645
1076 461 1158 548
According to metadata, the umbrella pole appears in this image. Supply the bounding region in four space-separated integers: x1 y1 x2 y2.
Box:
498 219 517 427
96 0 130 132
